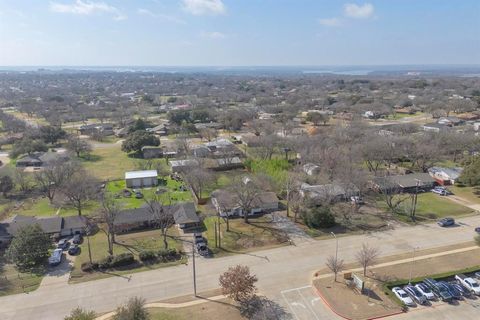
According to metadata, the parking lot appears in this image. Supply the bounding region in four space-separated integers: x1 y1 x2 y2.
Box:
280 284 480 320
281 285 336 320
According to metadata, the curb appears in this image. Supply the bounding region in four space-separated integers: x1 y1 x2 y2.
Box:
313 285 405 320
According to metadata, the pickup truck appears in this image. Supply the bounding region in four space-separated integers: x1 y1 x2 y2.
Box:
455 274 480 295
423 278 453 302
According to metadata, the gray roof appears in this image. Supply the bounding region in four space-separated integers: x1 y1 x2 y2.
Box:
373 173 435 189
300 183 358 200
428 167 463 180
5 215 74 236
115 202 198 226
125 170 158 180
211 189 278 210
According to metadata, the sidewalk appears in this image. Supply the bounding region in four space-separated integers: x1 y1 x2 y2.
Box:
95 295 227 320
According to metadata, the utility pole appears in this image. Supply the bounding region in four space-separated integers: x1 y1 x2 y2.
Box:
409 247 418 284
218 220 221 248
214 222 218 248
330 232 338 263
192 242 197 297
411 180 420 221
86 230 92 264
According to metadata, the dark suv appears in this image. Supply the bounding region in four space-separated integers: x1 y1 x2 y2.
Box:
423 278 453 302
437 217 455 227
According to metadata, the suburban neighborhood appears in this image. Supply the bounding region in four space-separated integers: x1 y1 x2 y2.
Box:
1 1 480 320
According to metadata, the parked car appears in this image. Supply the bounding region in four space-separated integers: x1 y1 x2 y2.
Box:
122 189 132 197
48 248 63 266
72 234 83 244
404 285 427 305
195 242 209 256
392 287 415 307
350 196 365 205
437 217 455 227
432 186 451 196
135 191 144 199
455 274 480 295
57 238 70 250
68 244 80 255
423 278 453 302
415 283 435 300
439 281 462 300
449 281 471 297
475 227 480 233
193 233 205 245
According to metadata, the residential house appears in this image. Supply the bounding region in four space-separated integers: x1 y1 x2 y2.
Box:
422 122 450 133
0 215 89 246
169 159 199 173
114 127 130 138
371 173 436 193
16 151 70 168
114 202 199 233
213 157 244 171
438 117 465 127
125 170 158 188
211 189 279 217
300 183 359 205
142 146 163 159
303 163 321 176
428 167 463 185
78 123 114 136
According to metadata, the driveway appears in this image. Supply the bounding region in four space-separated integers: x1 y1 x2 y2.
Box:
1 214 480 320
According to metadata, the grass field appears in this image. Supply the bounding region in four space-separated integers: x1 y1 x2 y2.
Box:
414 192 473 218
149 299 243 320
106 177 192 209
11 197 99 217
82 144 139 181
0 257 43 296
70 228 185 283
202 215 289 257
450 185 480 204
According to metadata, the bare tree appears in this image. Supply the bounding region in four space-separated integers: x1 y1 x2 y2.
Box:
34 160 78 204
99 194 120 256
144 194 175 249
199 128 218 142
14 168 34 193
182 166 214 200
62 170 98 216
66 135 92 158
219 265 258 303
326 255 345 282
229 176 262 223
355 243 380 277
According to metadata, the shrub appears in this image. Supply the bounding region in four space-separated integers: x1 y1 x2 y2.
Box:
302 206 336 229
110 253 135 268
139 250 157 262
98 255 113 269
81 262 98 272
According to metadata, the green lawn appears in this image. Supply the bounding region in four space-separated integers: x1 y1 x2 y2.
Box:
0 257 43 296
70 228 185 283
202 215 289 257
12 197 99 217
106 177 192 209
414 192 473 218
450 186 480 204
82 144 139 181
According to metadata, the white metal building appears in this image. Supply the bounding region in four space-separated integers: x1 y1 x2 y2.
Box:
125 170 158 188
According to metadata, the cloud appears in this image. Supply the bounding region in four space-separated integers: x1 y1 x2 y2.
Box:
182 0 226 16
201 31 226 39
49 0 126 20
343 3 374 19
137 8 186 24
318 18 342 27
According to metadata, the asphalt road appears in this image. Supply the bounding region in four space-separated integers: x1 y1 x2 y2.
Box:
1 214 480 320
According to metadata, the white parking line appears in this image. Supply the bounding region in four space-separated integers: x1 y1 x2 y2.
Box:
281 285 324 320
298 289 321 320
281 285 314 294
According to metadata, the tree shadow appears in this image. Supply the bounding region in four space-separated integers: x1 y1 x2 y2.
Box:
239 296 290 320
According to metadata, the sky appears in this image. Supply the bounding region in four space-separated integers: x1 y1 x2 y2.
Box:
0 0 479 66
